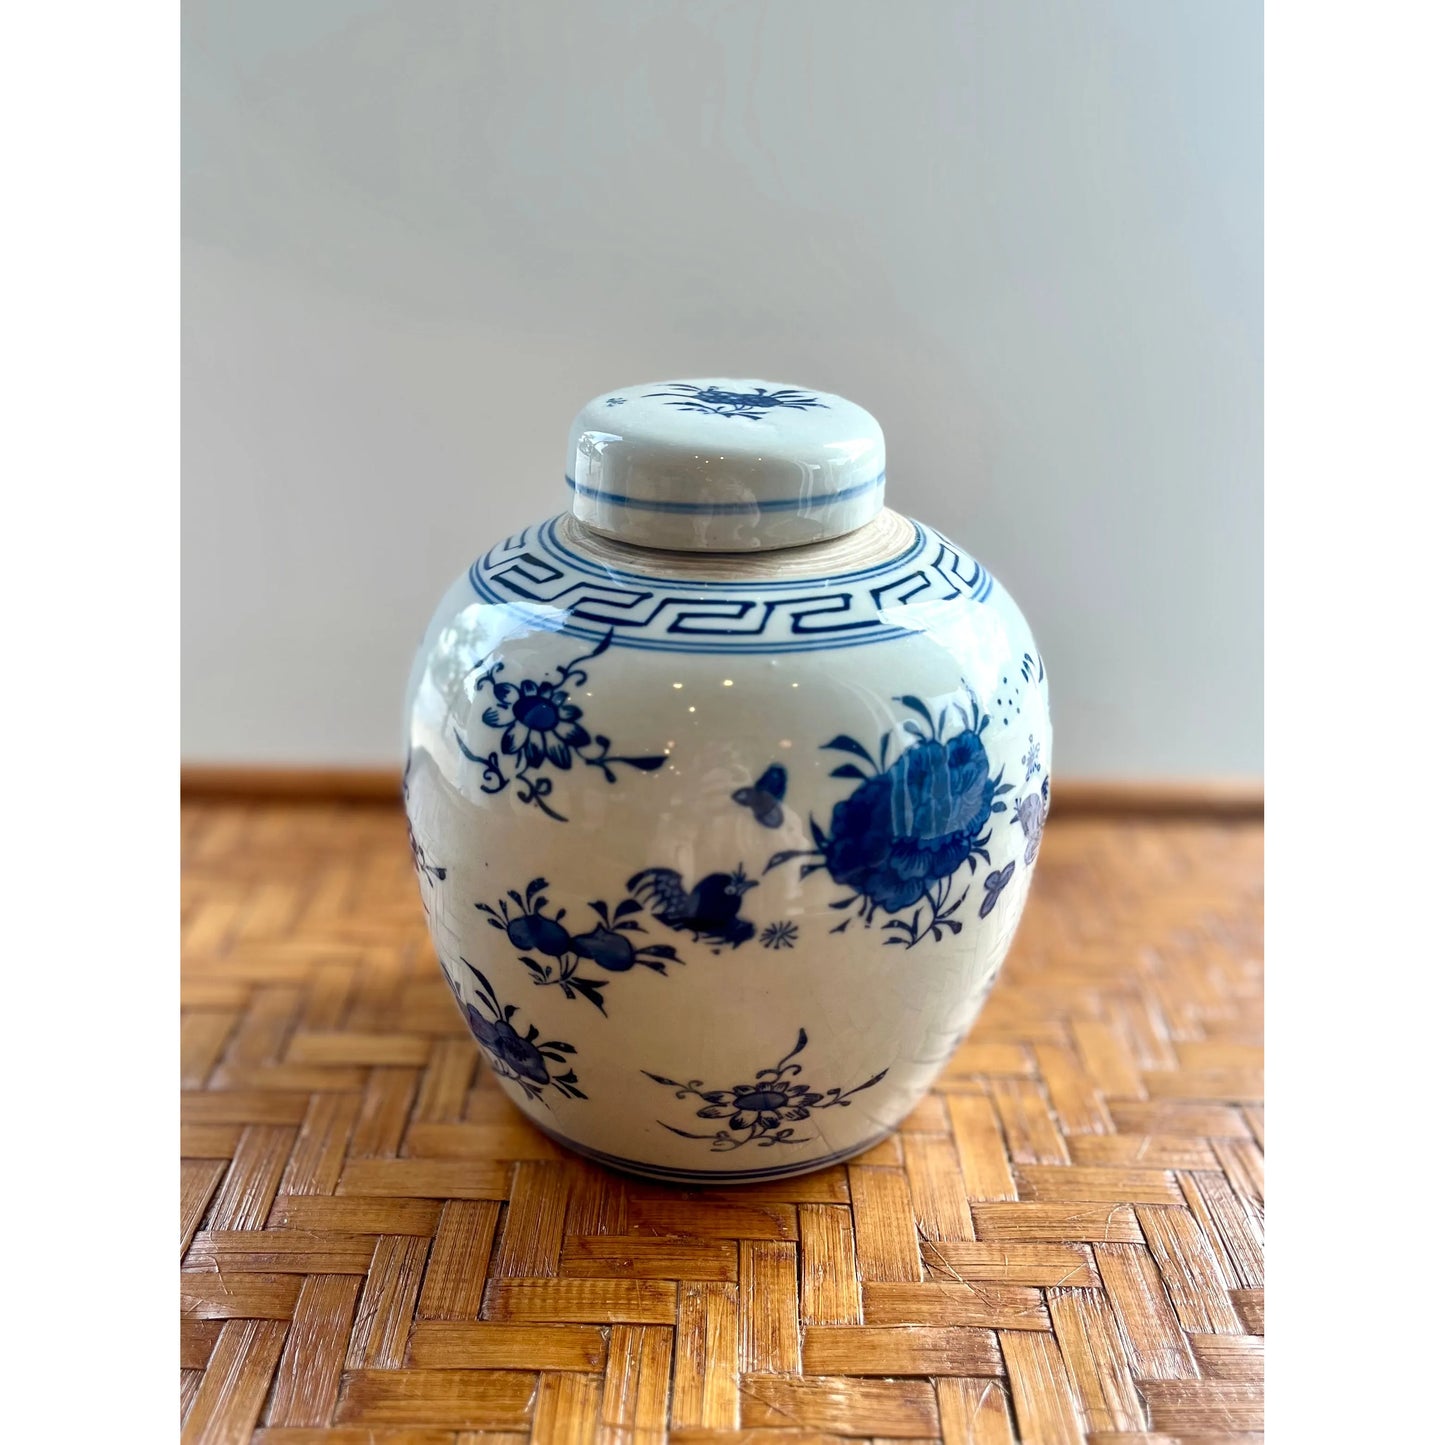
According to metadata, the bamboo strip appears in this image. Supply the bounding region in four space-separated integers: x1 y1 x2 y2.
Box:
998 1331 1086 1445
406 1322 605 1371
936 1376 1015 1445
802 1324 1004 1377
415 1199 501 1319
334 1370 538 1429
346 1235 431 1369
799 1204 864 1325
181 1318 289 1445
599 1324 673 1440
740 1241 802 1374
670 1282 740 1430
265 1274 362 1426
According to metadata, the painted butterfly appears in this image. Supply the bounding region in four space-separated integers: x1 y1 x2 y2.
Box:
732 764 787 829
979 860 1016 918
1014 785 1047 866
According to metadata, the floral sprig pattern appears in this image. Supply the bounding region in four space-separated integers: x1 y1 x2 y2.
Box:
645 383 829 420
408 827 447 887
764 689 1011 948
760 920 799 950
476 877 682 1015
644 1028 886 1150
402 753 447 886
456 632 666 821
445 958 586 1104
1023 735 1042 782
403 754 448 944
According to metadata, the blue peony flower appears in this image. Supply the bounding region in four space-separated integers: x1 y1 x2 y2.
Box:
822 729 998 913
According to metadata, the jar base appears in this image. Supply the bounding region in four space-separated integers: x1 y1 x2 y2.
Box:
526 1117 898 1186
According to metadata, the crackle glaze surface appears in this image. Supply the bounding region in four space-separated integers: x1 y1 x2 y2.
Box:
404 503 1051 1183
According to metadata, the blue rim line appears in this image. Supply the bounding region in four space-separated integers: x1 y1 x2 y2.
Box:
565 471 885 516
527 1119 897 1183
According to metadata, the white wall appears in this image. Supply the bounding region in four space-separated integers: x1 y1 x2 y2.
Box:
182 0 1261 776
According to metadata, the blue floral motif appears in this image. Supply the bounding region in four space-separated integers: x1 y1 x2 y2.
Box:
445 958 585 1104
645 383 829 420
1023 734 1042 782
760 920 799 950
644 1028 886 1150
604 396 626 407
765 690 1011 948
456 632 666 821
475 877 683 1015
408 832 446 886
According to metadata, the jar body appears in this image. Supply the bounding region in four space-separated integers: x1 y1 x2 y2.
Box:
404 510 1051 1182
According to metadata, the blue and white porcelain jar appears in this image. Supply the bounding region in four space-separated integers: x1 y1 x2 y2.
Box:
404 379 1051 1183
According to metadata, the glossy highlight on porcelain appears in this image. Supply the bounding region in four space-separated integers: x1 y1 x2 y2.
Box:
404 379 1051 1183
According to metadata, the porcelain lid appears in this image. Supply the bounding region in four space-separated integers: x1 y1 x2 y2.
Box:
566 378 886 552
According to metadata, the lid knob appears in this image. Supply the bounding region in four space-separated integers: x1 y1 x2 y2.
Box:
567 378 886 552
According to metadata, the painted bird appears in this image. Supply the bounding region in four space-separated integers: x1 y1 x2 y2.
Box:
627 864 758 949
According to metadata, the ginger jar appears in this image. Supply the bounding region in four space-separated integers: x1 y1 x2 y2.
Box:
403 379 1051 1183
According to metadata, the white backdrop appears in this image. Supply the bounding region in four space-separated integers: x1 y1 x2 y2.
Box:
182 0 1261 776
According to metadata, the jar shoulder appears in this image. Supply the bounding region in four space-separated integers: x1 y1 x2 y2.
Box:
413 509 1043 671
405 513 1049 810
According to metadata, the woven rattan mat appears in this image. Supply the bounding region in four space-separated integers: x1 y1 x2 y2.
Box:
180 801 1263 1444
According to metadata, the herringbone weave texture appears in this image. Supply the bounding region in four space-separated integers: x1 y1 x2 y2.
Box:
181 802 1264 1444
